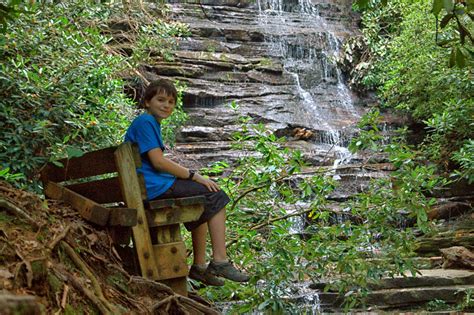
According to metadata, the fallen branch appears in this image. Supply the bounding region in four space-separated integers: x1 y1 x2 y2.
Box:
14 249 33 288
47 225 72 251
227 206 363 248
177 295 220 315
60 241 121 314
0 197 39 231
60 284 69 309
229 163 391 213
51 264 112 315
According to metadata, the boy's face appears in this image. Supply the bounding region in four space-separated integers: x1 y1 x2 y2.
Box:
145 91 176 122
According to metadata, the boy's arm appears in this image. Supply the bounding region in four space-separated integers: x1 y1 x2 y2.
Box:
147 148 220 192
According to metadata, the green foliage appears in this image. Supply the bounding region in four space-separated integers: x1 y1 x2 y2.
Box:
0 1 187 190
425 289 474 311
350 0 473 178
197 105 424 312
426 298 450 311
0 0 24 32
353 0 474 67
457 288 474 311
452 139 474 183
348 108 384 152
0 166 25 182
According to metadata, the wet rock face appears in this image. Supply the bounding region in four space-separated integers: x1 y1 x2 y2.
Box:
145 0 369 163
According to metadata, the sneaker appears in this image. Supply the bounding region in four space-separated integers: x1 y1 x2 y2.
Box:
189 265 225 286
207 261 250 282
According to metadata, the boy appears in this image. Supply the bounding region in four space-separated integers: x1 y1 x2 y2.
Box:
125 79 249 286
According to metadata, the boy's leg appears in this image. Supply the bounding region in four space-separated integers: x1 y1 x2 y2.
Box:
191 223 207 265
206 207 250 282
207 208 227 262
190 221 225 286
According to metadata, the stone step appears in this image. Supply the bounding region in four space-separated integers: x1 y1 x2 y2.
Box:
315 269 474 310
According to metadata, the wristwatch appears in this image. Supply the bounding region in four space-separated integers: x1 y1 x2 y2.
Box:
187 170 195 180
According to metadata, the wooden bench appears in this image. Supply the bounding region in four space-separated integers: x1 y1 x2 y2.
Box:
41 142 204 296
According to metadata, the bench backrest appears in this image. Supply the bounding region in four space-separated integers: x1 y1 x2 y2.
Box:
41 145 146 204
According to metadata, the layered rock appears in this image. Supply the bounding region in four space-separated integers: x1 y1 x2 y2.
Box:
142 0 370 169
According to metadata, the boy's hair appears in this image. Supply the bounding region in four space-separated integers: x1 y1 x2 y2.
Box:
142 79 178 106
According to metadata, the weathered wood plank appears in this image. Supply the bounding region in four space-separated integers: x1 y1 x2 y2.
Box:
156 226 172 244
45 181 110 226
65 177 123 204
41 147 119 183
108 208 137 227
147 196 206 210
147 204 204 227
115 142 159 280
153 242 188 280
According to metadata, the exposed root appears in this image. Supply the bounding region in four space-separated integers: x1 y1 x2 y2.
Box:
0 197 39 231
60 240 121 314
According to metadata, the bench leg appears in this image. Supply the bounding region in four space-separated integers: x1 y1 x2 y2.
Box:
151 224 189 296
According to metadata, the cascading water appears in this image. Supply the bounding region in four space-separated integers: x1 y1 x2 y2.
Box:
256 0 360 168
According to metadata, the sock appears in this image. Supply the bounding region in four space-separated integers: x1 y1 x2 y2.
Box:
193 263 207 270
212 259 229 265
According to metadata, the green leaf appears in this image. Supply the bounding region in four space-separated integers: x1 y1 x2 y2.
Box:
467 0 474 11
51 160 64 168
66 146 84 159
456 47 466 67
432 0 444 16
442 0 454 13
357 0 370 9
449 47 456 67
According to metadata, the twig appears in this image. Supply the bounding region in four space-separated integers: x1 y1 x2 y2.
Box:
14 249 33 288
51 265 112 315
60 284 69 309
0 197 39 231
152 295 175 309
47 225 72 251
229 163 392 213
60 241 121 314
178 295 220 314
249 208 313 231
227 206 363 248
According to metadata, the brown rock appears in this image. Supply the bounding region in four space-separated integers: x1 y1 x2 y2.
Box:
441 246 474 270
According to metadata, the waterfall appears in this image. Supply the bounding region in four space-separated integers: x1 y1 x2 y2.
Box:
257 0 359 167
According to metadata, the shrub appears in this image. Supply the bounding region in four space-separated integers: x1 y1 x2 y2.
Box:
0 1 188 190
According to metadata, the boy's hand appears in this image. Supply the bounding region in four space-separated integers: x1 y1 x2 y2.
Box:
193 173 220 192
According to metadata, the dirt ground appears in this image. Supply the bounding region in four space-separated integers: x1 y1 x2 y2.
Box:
0 181 219 314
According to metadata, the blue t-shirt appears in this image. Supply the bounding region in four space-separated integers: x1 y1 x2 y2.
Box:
124 113 176 200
